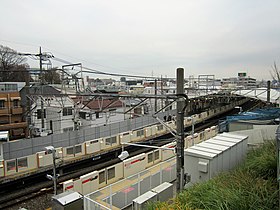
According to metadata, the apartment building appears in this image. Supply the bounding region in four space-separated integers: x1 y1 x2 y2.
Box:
0 82 28 140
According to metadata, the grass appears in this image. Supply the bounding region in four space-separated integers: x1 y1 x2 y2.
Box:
148 140 279 210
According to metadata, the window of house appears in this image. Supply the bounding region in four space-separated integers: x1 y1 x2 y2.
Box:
96 112 102 118
63 127 73 132
109 108 116 116
37 109 46 119
79 111 86 119
63 107 73 116
13 100 19 108
0 100 5 108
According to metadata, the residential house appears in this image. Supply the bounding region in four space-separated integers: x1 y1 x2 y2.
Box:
21 85 76 136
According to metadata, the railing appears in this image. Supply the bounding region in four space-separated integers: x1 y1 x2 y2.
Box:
84 157 176 210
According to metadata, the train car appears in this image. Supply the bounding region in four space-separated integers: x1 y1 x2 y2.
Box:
0 160 4 177
204 128 212 140
63 143 86 159
100 135 119 150
80 171 99 195
37 151 53 167
199 131 205 143
200 111 208 121
166 121 176 131
146 149 161 168
63 179 74 192
184 117 192 127
119 131 131 144
148 124 160 137
131 128 145 142
17 154 37 173
185 135 192 148
73 178 82 194
193 133 200 144
4 159 17 176
123 153 146 178
210 126 218 138
106 162 123 185
155 124 166 136
144 126 154 139
161 142 176 161
85 138 102 155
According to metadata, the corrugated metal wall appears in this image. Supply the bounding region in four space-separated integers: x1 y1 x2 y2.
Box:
3 110 175 159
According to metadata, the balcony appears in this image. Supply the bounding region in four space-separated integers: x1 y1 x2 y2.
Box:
11 107 23 114
0 108 9 115
0 122 27 130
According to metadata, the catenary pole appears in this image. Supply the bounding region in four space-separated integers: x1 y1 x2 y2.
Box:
176 67 185 191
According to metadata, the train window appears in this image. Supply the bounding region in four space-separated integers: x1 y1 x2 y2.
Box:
136 130 144 137
111 136 117 144
7 160 16 171
200 133 204 139
155 151 160 160
157 125 163 131
148 153 153 163
105 138 111 145
99 171 105 184
18 157 28 168
108 167 115 180
67 147 74 155
75 145 82 153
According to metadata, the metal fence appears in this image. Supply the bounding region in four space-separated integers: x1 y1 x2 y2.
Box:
3 110 176 159
84 157 176 210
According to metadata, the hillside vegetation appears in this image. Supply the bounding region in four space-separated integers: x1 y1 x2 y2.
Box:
148 141 278 210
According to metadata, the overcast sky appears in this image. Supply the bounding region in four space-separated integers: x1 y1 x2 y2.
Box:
1 0 280 80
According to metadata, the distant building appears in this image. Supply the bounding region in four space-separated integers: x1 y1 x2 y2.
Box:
222 74 257 89
0 82 28 140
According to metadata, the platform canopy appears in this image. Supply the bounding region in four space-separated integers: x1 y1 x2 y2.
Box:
232 88 280 105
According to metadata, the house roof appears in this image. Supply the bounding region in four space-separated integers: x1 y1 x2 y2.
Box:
82 99 124 110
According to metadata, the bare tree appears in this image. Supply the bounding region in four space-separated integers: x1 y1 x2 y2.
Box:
270 61 280 86
42 67 62 84
0 45 29 82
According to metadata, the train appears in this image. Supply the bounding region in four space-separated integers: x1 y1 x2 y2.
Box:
62 125 219 195
0 98 247 179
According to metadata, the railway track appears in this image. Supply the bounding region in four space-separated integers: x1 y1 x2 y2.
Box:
0 99 264 209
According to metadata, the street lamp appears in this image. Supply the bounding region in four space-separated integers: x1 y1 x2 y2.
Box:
45 146 59 195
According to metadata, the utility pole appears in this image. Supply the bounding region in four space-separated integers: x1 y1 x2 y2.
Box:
39 47 44 129
155 79 157 112
267 80 271 106
176 67 185 192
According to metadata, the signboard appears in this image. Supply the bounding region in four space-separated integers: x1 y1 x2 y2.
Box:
238 72 247 77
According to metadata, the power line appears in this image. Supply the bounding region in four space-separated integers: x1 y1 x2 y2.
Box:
53 57 165 79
